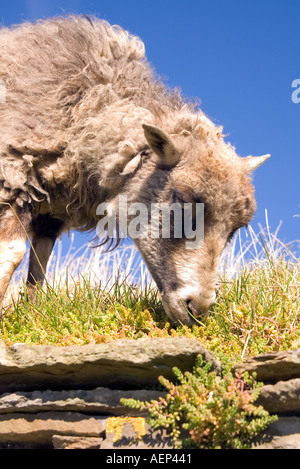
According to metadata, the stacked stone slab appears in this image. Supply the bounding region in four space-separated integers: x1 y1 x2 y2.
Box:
1 338 300 449
0 337 219 449
234 349 300 449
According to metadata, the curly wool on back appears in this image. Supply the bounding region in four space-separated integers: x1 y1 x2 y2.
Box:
0 15 229 226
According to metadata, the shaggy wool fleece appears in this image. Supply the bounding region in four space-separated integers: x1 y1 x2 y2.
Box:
0 15 230 229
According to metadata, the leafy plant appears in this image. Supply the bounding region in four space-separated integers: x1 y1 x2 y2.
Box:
121 355 277 449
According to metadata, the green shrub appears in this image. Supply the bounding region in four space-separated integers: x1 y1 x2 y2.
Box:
121 355 277 449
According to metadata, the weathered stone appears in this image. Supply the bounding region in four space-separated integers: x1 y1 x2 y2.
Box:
0 338 221 392
254 434 300 449
0 387 165 416
234 349 300 382
253 417 300 449
5 338 300 449
0 412 106 446
52 435 103 449
257 379 300 414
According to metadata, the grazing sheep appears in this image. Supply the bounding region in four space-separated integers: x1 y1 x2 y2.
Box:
0 15 269 324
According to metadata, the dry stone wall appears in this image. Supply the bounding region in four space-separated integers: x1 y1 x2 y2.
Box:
0 337 300 449
0 337 219 449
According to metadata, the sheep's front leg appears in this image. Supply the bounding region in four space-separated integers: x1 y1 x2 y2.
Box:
0 204 31 307
27 215 63 290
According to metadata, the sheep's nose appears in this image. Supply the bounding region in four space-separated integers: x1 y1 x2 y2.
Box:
183 292 216 319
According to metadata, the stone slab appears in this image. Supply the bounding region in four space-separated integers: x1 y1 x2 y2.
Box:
52 435 103 449
234 349 300 383
0 387 165 416
258 378 300 414
0 338 220 392
0 411 106 446
253 417 300 449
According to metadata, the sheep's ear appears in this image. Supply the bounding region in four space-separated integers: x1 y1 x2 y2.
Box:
243 154 271 172
143 124 181 168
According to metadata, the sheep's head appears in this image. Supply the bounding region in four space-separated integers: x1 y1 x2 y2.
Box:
99 123 270 326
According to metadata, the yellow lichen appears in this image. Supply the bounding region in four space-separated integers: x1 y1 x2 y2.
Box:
106 417 146 443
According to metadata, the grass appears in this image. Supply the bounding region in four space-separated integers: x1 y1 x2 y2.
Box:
0 216 299 366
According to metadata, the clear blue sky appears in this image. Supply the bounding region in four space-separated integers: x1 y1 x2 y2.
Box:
1 0 299 254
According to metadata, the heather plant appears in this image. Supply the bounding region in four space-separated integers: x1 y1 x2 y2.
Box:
121 355 277 449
